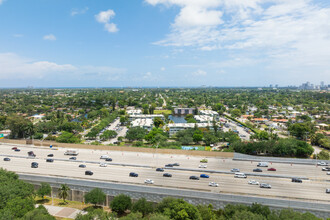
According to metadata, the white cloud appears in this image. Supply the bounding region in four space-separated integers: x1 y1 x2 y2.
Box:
192 69 207 76
160 67 166 71
13 34 23 38
43 34 56 41
0 0 5 5
71 7 89 16
0 53 125 80
95 9 119 33
143 72 152 79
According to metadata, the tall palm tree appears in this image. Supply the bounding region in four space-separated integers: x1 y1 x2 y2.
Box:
58 184 70 203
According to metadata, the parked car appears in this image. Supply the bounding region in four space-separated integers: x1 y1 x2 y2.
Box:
199 164 207 168
317 162 328 166
69 157 77 160
144 179 154 184
31 162 38 168
248 180 260 185
322 167 330 171
105 158 112 161
267 168 276 171
99 163 107 167
156 168 164 172
231 168 240 172
47 154 54 157
200 174 210 178
79 164 86 168
208 182 219 187
189 176 199 180
292 178 302 183
46 159 54 163
163 173 172 177
172 163 180 166
129 172 138 177
260 183 271 188
253 168 263 172
14 149 20 152
3 157 10 161
85 171 93 175
165 164 173 167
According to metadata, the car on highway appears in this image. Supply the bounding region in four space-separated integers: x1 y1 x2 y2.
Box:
105 158 112 161
144 179 154 184
317 162 328 166
28 151 36 157
47 154 54 157
85 171 93 175
165 164 173 167
199 164 207 168
327 172 330 175
163 173 172 177
200 159 208 163
31 162 38 168
79 164 86 168
172 163 180 166
99 163 107 167
234 173 247 178
189 176 199 180
129 172 138 177
326 189 330 194
11 147 17 150
156 168 164 172
231 168 240 172
257 162 268 167
100 155 109 159
46 159 54 163
3 157 10 161
260 183 271 188
208 182 219 187
322 167 330 171
248 180 260 185
69 157 77 160
292 178 302 183
200 174 209 178
267 168 276 171
253 168 263 172
14 148 21 152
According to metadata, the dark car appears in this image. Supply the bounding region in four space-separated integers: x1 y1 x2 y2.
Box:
11 147 17 150
85 170 93 175
267 168 277 171
14 149 21 152
292 178 303 183
163 173 172 177
79 164 86 168
156 168 164 172
3 157 10 161
165 164 173 167
129 172 138 177
47 154 54 157
200 174 210 178
253 168 263 172
105 158 113 161
46 159 54 163
189 176 200 180
172 163 180 166
69 157 77 160
31 162 38 168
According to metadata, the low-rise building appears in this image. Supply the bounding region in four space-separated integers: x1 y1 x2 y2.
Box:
131 119 153 131
167 123 213 136
129 114 165 122
194 115 214 123
126 109 142 115
174 108 195 115
199 110 219 120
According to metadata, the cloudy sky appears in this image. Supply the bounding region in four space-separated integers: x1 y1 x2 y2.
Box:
0 0 329 87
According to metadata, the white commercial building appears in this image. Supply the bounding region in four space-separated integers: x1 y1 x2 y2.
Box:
194 115 214 123
199 110 219 121
131 119 153 131
129 114 165 122
167 123 213 136
126 109 142 115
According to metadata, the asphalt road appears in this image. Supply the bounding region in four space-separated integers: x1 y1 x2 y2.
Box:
0 144 329 203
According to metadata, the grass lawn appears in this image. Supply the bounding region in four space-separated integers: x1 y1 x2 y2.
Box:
154 110 172 114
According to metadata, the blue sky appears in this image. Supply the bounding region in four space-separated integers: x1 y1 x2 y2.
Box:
0 0 329 87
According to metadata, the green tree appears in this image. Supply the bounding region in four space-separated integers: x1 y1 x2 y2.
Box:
110 194 132 215
6 114 34 139
126 127 147 141
132 198 154 217
119 212 143 220
84 188 106 207
153 117 164 128
193 129 203 143
75 209 116 220
231 109 242 118
58 184 70 203
315 150 330 160
22 205 56 220
5 197 35 218
37 183 51 199
56 131 81 143
100 130 117 140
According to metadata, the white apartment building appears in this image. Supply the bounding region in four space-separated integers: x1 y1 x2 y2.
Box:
199 110 219 121
128 114 165 122
167 123 213 136
194 115 214 123
131 118 153 131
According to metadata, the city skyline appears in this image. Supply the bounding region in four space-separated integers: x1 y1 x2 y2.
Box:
1 0 330 87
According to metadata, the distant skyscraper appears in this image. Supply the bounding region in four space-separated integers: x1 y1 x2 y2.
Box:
269 84 273 88
321 81 325 87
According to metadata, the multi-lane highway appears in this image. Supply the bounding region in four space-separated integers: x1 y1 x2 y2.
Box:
0 144 329 203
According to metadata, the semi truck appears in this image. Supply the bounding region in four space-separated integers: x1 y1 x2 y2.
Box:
64 149 79 156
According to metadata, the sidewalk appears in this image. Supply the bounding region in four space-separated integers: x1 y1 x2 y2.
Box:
37 204 87 219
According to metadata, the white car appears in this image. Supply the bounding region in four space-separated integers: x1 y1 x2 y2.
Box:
199 164 207 168
99 163 107 167
248 180 260 185
208 182 219 187
317 162 328 166
327 172 330 175
144 179 154 184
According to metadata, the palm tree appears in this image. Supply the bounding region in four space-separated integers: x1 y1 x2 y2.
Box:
58 184 70 203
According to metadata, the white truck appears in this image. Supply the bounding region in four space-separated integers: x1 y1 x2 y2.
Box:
64 149 79 156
